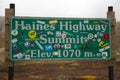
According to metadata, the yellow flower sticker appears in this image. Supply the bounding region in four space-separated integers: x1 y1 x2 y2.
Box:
28 30 37 39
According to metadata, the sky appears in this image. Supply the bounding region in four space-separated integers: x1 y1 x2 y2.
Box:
0 0 120 21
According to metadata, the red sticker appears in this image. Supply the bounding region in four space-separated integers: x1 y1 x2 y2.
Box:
103 33 110 40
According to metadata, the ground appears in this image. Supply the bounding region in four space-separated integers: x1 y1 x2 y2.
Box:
0 60 120 80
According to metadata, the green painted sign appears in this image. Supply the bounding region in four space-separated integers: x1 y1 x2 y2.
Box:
10 17 111 60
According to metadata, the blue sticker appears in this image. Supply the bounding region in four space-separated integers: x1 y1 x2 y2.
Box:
21 34 27 40
45 44 53 51
96 53 101 57
24 42 30 47
37 30 43 34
